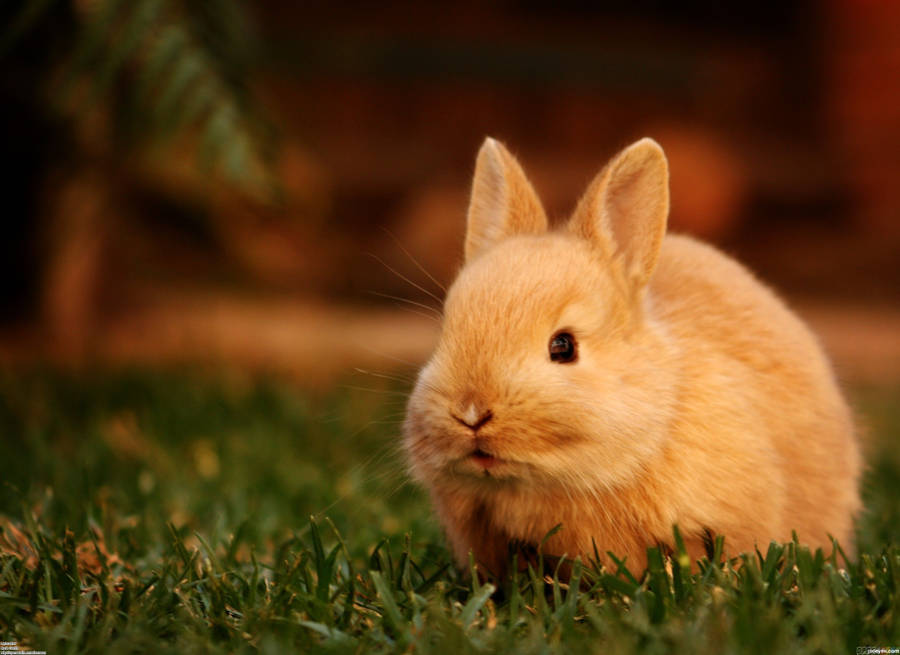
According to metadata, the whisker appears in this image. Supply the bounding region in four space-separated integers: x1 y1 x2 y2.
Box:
394 306 443 325
381 226 448 293
368 290 442 318
378 411 410 420
381 476 413 501
353 368 414 385
366 253 445 306
357 417 407 427
355 344 421 368
310 440 410 518
339 384 411 397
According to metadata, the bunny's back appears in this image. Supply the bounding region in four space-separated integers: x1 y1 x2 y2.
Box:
648 234 861 549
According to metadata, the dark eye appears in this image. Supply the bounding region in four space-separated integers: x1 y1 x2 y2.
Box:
549 332 577 363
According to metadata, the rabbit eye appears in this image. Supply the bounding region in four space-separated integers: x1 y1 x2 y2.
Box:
549 332 577 363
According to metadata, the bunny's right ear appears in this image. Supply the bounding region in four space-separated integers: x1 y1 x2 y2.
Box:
569 138 669 290
464 138 548 262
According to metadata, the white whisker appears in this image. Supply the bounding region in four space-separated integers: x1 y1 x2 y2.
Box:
339 384 410 397
381 226 448 293
367 290 441 315
366 252 445 306
353 368 415 385
396 307 442 325
367 292 443 325
356 345 421 368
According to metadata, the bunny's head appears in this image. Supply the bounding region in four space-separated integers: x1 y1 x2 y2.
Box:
405 138 680 497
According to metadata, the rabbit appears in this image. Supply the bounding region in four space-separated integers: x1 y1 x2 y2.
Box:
403 136 862 578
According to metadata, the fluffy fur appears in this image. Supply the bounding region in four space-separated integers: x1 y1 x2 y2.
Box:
403 137 862 576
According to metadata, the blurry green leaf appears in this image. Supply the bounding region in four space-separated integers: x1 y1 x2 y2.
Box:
136 23 188 104
45 0 276 197
224 135 250 183
154 50 205 132
174 77 216 131
200 103 234 171
95 0 165 96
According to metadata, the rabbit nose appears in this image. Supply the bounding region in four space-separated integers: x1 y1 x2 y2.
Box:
453 402 493 431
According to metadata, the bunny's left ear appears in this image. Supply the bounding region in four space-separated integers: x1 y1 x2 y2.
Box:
568 138 669 288
464 137 548 262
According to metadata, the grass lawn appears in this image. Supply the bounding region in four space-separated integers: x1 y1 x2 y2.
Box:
0 368 897 653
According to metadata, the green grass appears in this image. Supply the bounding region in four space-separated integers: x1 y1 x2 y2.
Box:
0 368 897 653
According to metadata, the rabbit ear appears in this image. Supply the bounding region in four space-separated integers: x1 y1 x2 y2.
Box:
465 138 548 262
569 138 669 288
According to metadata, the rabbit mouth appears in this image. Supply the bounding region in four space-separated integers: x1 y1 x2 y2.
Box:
470 448 498 469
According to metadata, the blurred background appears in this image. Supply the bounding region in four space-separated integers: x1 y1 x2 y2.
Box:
1 0 899 387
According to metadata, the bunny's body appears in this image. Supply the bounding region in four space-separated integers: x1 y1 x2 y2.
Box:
404 138 861 576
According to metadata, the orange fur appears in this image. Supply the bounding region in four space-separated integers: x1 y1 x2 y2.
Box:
404 138 861 577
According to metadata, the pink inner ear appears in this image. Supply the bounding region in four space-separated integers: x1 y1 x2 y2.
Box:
598 141 669 284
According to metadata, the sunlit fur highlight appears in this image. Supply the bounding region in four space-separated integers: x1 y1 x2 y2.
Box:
404 137 862 577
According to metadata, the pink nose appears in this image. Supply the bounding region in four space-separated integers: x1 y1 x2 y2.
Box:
452 403 493 431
